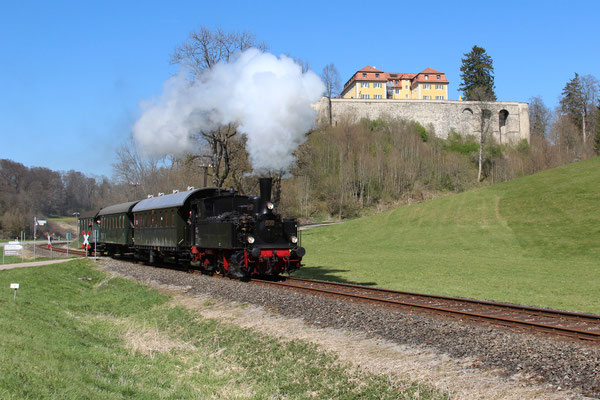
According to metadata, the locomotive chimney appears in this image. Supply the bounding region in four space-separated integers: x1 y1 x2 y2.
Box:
259 177 272 211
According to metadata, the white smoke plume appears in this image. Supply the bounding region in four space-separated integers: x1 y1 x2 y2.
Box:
133 48 325 171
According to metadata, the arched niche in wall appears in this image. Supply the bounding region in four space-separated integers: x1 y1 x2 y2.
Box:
498 110 509 143
462 108 474 135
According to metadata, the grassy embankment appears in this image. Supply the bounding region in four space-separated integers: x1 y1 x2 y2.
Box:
299 157 600 314
0 260 444 399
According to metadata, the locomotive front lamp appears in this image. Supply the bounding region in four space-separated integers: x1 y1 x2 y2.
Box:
290 236 298 244
247 236 255 244
266 202 274 210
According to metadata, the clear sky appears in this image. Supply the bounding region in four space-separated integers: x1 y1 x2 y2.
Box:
1 0 598 178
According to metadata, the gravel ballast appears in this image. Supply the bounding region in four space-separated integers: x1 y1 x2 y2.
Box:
97 258 600 398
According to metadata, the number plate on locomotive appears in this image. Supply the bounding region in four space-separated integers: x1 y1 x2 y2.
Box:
265 220 275 226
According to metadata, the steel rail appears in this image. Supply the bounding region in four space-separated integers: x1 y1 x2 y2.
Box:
286 277 600 321
253 278 600 342
37 244 91 257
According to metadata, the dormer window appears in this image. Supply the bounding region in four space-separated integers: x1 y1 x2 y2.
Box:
362 73 367 78
375 73 380 78
437 74 441 79
425 75 429 80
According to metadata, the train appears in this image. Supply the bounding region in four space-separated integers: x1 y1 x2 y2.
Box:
78 177 305 279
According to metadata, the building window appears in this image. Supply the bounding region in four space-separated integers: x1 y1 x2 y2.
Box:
361 94 370 99
361 82 369 88
374 94 382 99
423 84 431 89
405 94 409 98
436 96 445 100
395 89 400 94
395 80 398 84
437 74 441 79
435 84 444 90
405 85 409 89
373 83 382 88
362 73 367 78
375 73 380 78
423 95 431 100
425 75 429 80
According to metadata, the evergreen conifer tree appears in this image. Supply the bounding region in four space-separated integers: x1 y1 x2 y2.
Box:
560 73 585 131
459 45 496 101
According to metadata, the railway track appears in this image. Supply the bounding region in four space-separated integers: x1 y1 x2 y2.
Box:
40 245 600 342
253 276 600 342
37 244 93 257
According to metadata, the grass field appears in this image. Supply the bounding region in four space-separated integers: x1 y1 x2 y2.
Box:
1 247 24 264
0 260 444 399
298 157 600 314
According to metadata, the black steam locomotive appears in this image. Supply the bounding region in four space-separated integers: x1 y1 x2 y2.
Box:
79 177 304 279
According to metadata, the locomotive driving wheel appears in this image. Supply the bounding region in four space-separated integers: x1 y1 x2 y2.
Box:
227 251 249 281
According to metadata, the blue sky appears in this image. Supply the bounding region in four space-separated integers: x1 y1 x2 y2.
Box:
1 0 598 177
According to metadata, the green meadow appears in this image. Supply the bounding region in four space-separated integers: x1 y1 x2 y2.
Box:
299 157 600 314
0 260 444 399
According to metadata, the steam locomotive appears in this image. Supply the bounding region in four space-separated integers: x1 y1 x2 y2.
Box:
78 177 304 279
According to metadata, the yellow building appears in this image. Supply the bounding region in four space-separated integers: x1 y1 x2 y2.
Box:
341 66 449 100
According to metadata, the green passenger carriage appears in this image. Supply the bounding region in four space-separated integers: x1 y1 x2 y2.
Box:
78 210 100 249
97 201 138 255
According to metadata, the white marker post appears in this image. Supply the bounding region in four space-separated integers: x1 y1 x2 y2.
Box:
66 232 70 257
93 230 97 263
33 218 47 261
10 283 19 301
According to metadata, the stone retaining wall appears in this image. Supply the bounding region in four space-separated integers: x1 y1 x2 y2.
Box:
313 98 530 143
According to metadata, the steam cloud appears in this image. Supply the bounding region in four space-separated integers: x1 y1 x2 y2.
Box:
133 48 325 171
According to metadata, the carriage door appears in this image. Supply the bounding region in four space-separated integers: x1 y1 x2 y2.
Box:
188 204 198 246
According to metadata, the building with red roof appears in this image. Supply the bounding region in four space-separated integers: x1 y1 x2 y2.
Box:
341 66 449 100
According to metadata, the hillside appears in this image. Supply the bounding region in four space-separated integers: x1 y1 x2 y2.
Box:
299 157 600 313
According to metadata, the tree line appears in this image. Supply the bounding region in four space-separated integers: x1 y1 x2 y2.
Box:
0 160 118 238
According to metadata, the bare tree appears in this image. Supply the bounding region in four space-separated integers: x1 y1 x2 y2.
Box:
580 75 600 142
171 27 267 75
477 108 493 182
112 140 162 197
321 63 341 126
528 96 552 138
170 26 267 187
467 86 495 182
198 124 238 188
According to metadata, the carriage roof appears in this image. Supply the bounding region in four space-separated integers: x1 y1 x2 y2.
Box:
132 187 223 212
98 201 139 216
80 209 100 219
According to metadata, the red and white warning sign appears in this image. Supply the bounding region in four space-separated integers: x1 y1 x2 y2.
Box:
82 231 91 249
45 232 52 249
